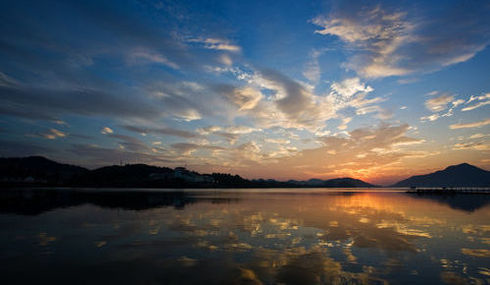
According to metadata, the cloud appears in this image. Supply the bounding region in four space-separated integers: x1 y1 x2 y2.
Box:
330 77 373 100
171 142 224 156
461 93 490 112
420 93 465 122
259 69 337 130
462 100 490 111
101 127 114 134
313 1 490 78
337 117 352 130
450 118 490 129
0 0 197 80
196 125 260 145
227 123 428 183
265 138 290 144
67 143 173 168
40 129 67 140
313 6 413 78
467 93 490 104
328 78 386 118
0 1 227 124
221 86 263 111
128 48 179 69
188 38 241 52
453 142 490 151
53 120 68 125
425 94 454 112
108 134 150 152
122 125 199 139
148 81 227 123
219 54 233 66
223 126 260 134
0 72 18 87
174 109 202 122
469 133 488 139
196 126 222 135
216 70 337 131
303 50 323 84
420 114 440 122
218 68 384 131
0 85 162 121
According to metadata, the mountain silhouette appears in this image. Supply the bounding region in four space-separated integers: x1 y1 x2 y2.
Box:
392 163 490 187
287 177 377 187
0 156 375 188
0 156 88 185
76 164 174 187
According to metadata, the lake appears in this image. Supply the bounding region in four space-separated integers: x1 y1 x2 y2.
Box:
0 188 489 284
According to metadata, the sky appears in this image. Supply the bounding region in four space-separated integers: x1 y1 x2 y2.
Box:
1 0 489 185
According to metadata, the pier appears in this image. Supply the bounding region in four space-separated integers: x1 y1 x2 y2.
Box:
406 187 490 194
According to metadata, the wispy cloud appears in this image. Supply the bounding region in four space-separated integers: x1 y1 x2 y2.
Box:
265 138 290 144
462 101 490 111
462 93 490 111
425 94 454 112
303 50 323 84
0 84 162 121
469 133 489 139
122 125 199 139
128 49 179 69
0 72 18 87
312 1 490 78
108 134 150 152
196 125 260 145
450 118 490 129
40 129 67 140
453 142 490 151
420 93 466 122
171 142 225 156
188 38 241 52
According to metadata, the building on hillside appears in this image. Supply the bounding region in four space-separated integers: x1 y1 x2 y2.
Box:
174 167 214 183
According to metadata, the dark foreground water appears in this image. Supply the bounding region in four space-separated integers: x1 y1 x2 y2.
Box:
0 188 489 285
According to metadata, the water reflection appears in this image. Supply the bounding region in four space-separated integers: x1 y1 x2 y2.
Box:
0 188 488 284
0 188 239 215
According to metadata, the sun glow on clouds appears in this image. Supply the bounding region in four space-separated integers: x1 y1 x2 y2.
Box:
40 129 67 140
101 127 113 135
0 0 489 183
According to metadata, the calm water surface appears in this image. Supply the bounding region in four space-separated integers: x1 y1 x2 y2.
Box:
0 188 489 284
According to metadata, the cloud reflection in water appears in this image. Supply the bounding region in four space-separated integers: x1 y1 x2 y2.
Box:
0 189 488 284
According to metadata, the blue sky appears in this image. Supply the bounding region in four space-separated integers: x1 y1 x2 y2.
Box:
1 0 489 184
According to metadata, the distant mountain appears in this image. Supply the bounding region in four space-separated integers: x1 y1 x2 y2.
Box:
392 163 490 187
0 156 88 185
323 178 377 187
286 177 377 187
